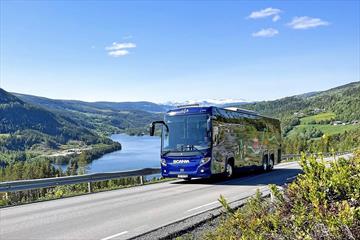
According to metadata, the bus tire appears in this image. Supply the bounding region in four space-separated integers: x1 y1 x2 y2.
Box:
226 159 234 178
183 177 192 181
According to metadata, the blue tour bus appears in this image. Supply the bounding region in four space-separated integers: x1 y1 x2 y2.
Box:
150 105 282 180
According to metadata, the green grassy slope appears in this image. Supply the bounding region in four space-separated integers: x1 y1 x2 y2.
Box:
239 82 360 153
242 81 360 122
288 123 360 137
241 82 360 135
300 112 336 124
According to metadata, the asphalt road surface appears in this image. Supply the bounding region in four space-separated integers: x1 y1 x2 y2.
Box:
0 158 334 240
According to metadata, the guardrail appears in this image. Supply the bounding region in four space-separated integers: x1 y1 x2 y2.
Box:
1 151 355 193
281 151 353 161
0 168 161 193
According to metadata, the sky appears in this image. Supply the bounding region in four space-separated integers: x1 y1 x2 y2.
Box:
0 0 359 103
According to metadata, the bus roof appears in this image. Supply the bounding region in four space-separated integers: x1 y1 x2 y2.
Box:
166 106 279 122
167 106 257 116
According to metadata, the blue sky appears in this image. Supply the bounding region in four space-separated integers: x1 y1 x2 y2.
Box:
0 1 359 102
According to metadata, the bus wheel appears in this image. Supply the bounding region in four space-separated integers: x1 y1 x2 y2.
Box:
226 162 233 178
183 177 191 181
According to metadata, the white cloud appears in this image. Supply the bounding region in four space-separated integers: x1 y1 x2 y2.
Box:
272 15 280 22
287 16 329 29
252 28 279 38
248 7 282 22
108 49 130 57
105 42 136 57
106 42 136 51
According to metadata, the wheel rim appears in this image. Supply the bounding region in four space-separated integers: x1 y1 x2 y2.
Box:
263 160 267 171
269 159 274 169
227 164 233 177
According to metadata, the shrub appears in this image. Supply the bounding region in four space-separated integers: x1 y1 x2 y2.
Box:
204 151 360 240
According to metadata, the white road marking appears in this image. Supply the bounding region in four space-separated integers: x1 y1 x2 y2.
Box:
186 201 218 212
100 231 128 240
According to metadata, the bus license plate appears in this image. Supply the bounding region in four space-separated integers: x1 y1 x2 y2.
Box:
178 174 188 178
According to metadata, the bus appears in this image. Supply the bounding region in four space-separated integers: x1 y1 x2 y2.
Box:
150 105 282 180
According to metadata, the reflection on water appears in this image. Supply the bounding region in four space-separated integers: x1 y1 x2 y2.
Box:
87 134 161 173
54 134 161 173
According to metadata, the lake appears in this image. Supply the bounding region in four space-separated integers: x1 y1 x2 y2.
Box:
87 134 161 173
55 134 161 173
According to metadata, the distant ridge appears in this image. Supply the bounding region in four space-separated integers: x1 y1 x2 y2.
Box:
0 88 97 145
241 81 360 123
13 93 171 113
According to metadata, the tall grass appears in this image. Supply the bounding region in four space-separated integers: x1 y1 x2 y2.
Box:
205 151 360 240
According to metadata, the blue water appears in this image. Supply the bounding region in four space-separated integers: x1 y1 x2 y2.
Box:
87 134 161 173
53 134 161 173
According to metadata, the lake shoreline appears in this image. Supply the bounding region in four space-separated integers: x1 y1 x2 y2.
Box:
54 134 160 173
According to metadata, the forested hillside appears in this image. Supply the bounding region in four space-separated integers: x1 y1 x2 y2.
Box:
242 82 360 121
241 82 360 153
0 88 121 164
14 93 170 113
14 92 163 136
1 89 96 141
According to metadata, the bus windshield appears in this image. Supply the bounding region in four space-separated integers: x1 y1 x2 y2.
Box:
162 114 211 154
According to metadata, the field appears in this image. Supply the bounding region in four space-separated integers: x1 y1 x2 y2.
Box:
300 112 336 124
288 112 359 137
288 124 360 137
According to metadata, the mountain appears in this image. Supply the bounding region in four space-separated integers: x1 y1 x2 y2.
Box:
164 98 250 108
1 81 359 161
239 82 360 154
241 81 360 122
0 88 121 162
13 93 170 113
0 88 94 139
13 92 164 135
14 94 250 113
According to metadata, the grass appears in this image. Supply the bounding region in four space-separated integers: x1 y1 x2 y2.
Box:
0 177 175 207
288 123 360 137
0 133 10 138
288 112 359 138
197 151 360 240
300 112 336 124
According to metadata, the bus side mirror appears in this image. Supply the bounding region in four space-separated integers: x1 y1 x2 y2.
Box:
149 121 169 136
150 124 155 136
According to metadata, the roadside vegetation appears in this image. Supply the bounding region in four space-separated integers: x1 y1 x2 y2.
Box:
0 174 169 207
201 151 360 240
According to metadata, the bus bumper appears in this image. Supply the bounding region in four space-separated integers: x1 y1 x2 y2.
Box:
161 163 212 179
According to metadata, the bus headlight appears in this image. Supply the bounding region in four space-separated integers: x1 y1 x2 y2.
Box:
161 158 167 166
200 157 211 164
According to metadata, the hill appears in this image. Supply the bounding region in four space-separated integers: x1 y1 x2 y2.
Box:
241 81 360 121
1 89 93 138
2 81 359 157
240 82 360 153
13 93 170 113
13 92 164 136
0 88 121 163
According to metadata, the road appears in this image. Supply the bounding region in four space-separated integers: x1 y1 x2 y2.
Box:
0 160 317 240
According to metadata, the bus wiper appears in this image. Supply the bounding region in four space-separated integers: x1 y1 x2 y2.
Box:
162 149 180 156
188 145 206 156
161 150 172 156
